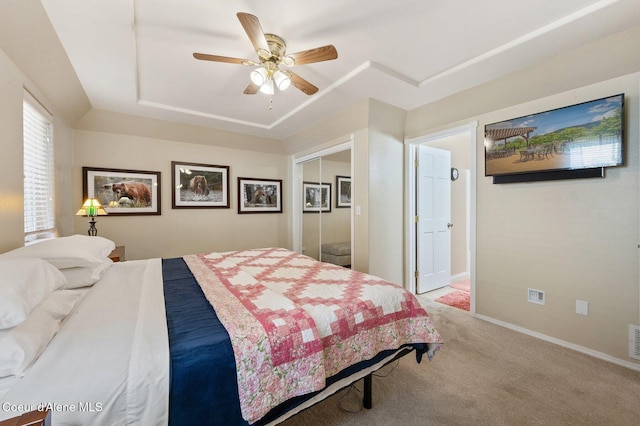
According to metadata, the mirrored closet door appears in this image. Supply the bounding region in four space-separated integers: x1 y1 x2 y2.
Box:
297 146 352 267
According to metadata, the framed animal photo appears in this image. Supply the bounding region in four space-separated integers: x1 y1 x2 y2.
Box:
171 161 229 208
336 175 351 208
82 167 161 215
237 177 283 214
303 181 331 213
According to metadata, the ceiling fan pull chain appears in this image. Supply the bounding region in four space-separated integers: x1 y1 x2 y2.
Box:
268 97 273 110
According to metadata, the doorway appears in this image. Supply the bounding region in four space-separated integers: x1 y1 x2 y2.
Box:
405 122 478 313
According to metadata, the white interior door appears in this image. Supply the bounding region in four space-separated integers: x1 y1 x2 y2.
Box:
417 145 451 293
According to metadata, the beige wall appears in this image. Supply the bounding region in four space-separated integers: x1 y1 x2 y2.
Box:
282 101 369 156
475 75 639 363
406 26 640 366
76 109 283 155
367 99 406 284
367 128 404 283
352 128 370 273
73 129 289 260
0 48 74 253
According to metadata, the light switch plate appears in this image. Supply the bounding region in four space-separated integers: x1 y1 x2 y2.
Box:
576 300 589 316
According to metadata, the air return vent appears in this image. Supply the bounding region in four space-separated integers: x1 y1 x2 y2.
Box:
527 288 545 305
630 325 640 360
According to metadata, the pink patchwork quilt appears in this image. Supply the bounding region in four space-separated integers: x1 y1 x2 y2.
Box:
183 248 442 423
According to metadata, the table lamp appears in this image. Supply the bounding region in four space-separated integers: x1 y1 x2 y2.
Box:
76 198 108 236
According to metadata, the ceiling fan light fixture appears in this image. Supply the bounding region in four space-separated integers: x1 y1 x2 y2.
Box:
194 13 337 97
259 79 275 95
273 70 291 90
250 66 268 86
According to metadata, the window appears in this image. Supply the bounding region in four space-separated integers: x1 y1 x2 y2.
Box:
23 90 55 242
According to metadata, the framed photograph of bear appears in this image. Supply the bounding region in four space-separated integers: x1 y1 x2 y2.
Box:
238 177 283 214
336 175 351 208
83 167 161 215
171 161 229 208
302 182 331 213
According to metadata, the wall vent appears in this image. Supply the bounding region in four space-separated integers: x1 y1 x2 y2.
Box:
527 288 545 305
630 325 640 360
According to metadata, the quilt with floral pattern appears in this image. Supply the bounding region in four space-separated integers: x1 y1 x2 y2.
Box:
184 248 442 424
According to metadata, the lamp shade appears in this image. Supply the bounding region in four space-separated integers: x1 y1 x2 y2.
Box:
76 198 107 217
250 67 268 86
273 70 291 90
259 79 275 95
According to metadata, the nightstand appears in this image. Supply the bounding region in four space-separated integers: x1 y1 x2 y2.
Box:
108 246 125 262
0 409 50 426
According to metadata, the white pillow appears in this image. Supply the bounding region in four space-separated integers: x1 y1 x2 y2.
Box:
0 290 82 377
0 258 67 329
0 235 115 269
61 259 113 289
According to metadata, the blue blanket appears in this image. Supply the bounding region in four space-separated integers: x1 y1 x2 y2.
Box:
162 258 425 425
163 257 247 425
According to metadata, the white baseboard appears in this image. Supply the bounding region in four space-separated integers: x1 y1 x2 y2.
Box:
475 313 640 372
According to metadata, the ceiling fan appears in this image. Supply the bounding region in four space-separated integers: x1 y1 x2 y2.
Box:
193 12 338 96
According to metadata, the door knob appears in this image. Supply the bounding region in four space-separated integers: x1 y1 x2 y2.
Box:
447 223 453 228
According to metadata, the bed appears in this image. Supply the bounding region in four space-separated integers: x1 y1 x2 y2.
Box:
0 236 442 425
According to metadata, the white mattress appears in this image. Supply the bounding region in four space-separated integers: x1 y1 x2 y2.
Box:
0 259 169 425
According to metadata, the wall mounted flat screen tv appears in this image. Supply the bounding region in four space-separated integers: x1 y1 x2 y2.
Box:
484 94 624 183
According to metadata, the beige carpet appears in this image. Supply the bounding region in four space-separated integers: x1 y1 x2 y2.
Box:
279 299 640 426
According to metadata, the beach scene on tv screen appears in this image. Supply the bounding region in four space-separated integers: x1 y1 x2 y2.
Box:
484 94 623 176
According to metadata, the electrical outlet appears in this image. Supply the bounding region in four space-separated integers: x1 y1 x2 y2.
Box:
527 288 545 305
576 300 588 316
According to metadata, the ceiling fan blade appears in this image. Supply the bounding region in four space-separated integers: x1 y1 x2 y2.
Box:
288 71 318 95
287 45 337 66
236 12 270 58
243 82 260 95
193 53 255 66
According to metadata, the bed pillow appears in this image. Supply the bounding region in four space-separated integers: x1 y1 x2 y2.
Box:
61 259 113 289
0 258 67 329
0 235 115 269
0 290 82 377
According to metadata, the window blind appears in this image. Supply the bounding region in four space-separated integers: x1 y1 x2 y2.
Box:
23 90 55 241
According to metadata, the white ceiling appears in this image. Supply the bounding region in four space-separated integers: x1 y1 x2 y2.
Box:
40 0 640 140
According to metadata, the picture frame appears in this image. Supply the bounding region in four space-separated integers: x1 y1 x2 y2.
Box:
82 166 161 215
238 177 283 214
303 181 331 213
336 175 351 208
171 161 229 208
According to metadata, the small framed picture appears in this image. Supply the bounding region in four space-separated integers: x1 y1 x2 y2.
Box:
238 177 283 214
336 175 351 208
303 182 331 213
83 167 161 215
171 161 229 208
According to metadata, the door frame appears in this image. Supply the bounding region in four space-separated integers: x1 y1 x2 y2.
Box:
404 121 478 313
